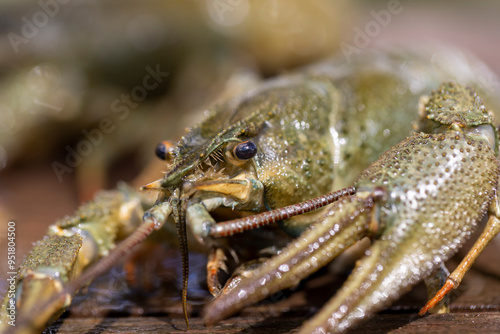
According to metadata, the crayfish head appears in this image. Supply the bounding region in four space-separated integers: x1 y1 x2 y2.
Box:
142 136 262 208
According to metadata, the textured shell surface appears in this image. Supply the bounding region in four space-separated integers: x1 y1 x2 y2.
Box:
163 48 498 236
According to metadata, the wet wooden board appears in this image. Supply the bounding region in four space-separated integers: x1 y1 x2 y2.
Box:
46 311 500 333
44 259 500 334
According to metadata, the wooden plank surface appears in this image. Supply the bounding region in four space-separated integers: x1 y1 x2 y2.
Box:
46 311 500 333
43 256 500 334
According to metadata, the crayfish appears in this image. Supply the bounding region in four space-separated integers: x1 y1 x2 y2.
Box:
1 48 499 334
204 81 500 333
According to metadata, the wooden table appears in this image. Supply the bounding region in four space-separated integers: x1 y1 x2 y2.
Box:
45 256 500 334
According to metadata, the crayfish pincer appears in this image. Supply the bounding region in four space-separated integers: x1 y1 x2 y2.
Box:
204 82 500 333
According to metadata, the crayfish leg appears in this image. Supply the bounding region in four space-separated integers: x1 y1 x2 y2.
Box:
204 194 376 325
419 213 500 315
423 264 451 314
207 247 228 297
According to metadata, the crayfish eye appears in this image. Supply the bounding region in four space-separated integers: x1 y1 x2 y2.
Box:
155 141 175 161
233 141 257 160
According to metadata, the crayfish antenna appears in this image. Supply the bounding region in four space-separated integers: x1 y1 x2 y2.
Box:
65 217 159 298
171 195 191 330
209 186 356 238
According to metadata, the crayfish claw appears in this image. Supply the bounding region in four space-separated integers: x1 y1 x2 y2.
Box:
204 195 374 326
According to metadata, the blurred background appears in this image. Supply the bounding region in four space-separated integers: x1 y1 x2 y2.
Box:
0 0 500 304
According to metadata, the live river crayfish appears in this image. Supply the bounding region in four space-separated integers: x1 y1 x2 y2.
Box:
1 48 500 333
